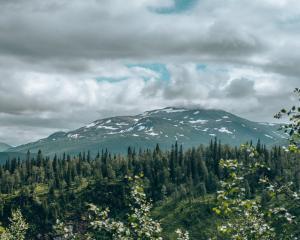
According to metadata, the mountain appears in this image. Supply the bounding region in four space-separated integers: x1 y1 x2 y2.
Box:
0 142 12 152
8 107 287 157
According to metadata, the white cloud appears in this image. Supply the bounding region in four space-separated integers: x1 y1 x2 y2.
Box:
0 0 299 145
0 62 297 145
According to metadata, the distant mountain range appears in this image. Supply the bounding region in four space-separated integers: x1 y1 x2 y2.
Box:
0 142 11 152
4 107 287 159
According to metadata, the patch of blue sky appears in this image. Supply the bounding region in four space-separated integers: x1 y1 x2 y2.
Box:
196 64 207 71
127 63 170 81
151 0 198 14
196 64 229 73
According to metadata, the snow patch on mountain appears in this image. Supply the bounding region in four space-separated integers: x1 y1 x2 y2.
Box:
116 122 129 126
85 122 97 128
189 119 208 124
106 131 119 135
68 134 80 139
148 107 186 115
264 134 274 139
218 127 233 134
97 126 119 130
259 122 276 126
162 107 187 113
137 126 146 131
146 131 159 136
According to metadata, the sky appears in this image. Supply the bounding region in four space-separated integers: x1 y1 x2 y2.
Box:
0 0 300 146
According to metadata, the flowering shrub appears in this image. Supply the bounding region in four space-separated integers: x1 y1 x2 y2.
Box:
0 209 28 240
88 176 163 239
175 228 190 240
213 145 299 239
53 219 80 240
274 88 300 153
56 175 189 240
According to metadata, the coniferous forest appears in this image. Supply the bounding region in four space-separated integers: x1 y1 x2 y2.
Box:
0 137 299 239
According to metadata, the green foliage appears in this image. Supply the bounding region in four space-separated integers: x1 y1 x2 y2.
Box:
152 195 216 240
87 175 164 239
53 219 80 240
213 157 275 239
213 145 299 239
275 87 300 153
56 175 189 240
0 138 299 238
0 209 28 240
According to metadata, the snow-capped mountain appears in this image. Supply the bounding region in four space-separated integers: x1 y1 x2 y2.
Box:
8 107 287 157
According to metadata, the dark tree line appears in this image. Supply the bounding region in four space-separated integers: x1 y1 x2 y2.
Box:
1 139 299 198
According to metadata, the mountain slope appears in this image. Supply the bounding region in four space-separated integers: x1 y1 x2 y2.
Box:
8 107 287 157
0 142 12 152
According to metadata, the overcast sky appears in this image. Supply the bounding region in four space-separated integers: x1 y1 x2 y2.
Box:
0 0 299 146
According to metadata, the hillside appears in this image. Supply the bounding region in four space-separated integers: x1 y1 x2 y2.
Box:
0 142 11 152
8 107 287 157
1 138 298 239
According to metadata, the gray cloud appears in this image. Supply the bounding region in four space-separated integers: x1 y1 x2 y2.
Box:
0 0 266 64
225 78 255 98
0 0 299 145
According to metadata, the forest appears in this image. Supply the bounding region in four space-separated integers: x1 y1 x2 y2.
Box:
0 138 299 239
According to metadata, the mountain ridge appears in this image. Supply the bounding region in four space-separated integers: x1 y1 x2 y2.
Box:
0 142 12 152
7 107 287 157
